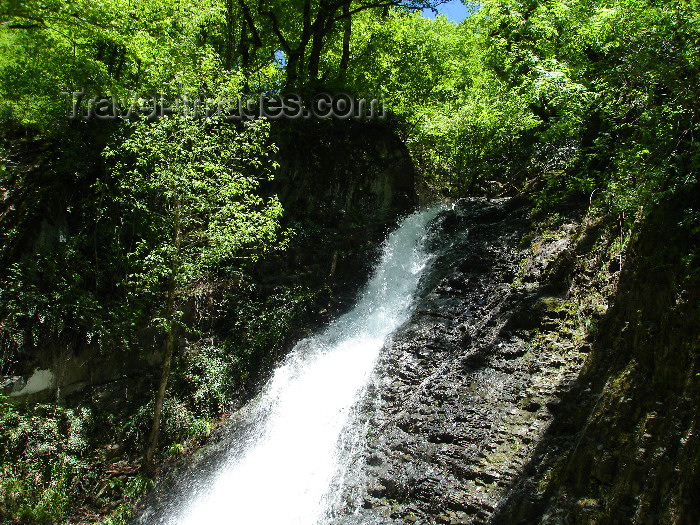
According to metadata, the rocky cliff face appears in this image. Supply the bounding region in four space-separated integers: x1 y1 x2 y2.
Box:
334 196 593 524
495 185 700 525
271 120 416 232
336 187 699 525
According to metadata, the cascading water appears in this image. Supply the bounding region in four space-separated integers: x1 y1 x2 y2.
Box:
143 206 441 525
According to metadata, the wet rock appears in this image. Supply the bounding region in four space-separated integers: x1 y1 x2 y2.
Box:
332 197 595 524
492 185 700 525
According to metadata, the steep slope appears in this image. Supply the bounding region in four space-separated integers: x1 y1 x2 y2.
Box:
496 185 700 524
333 196 590 523
336 186 699 525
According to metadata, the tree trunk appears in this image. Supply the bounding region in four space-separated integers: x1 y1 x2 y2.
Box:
338 2 351 85
307 8 330 83
114 47 127 81
143 199 182 474
307 32 324 83
286 52 303 90
224 0 235 70
238 23 251 93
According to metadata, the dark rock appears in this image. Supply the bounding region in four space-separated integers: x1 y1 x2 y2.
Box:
492 184 700 525
331 197 601 524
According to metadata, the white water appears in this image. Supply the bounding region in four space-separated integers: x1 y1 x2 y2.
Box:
167 207 440 525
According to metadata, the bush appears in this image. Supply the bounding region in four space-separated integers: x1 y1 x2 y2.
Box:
0 398 96 524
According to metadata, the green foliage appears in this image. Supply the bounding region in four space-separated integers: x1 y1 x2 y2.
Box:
1 0 700 519
0 0 251 133
121 396 195 455
330 0 699 206
471 0 700 208
118 283 328 455
410 84 538 192
178 344 235 418
0 398 97 524
104 116 283 336
332 9 539 191
224 284 326 378
0 243 103 359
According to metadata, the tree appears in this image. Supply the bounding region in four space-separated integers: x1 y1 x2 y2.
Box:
105 116 283 472
234 0 449 89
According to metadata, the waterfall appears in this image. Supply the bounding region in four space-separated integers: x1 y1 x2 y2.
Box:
148 206 441 525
